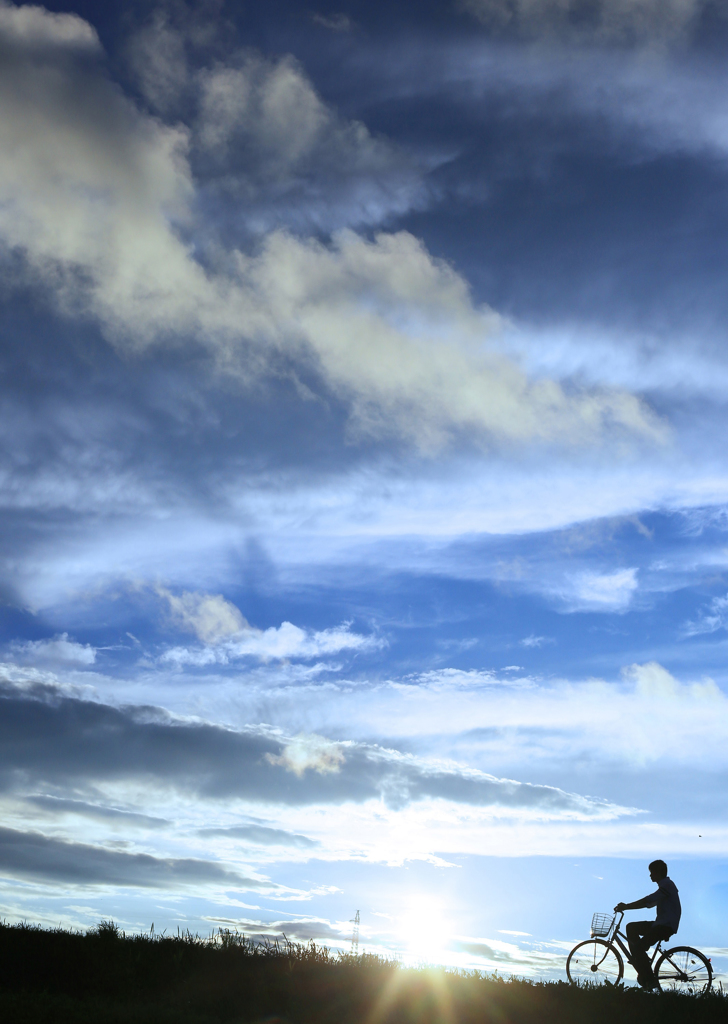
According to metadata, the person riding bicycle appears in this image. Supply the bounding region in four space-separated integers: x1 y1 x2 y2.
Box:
614 859 681 990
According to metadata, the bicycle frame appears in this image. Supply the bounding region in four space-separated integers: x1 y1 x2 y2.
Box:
605 912 666 971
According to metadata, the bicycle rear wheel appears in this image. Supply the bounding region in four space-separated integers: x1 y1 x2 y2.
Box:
655 946 712 995
567 939 624 985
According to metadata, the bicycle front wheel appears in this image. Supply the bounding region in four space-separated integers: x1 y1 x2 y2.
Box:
567 939 624 985
655 946 712 995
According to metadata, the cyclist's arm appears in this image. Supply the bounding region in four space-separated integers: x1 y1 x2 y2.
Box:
614 890 659 912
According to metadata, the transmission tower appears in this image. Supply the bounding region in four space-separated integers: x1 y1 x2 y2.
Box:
350 910 360 955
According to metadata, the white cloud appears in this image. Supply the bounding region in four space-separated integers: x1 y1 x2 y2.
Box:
126 12 188 114
265 733 345 777
5 452 728 621
519 634 552 648
0 3 197 341
143 659 727 775
232 790 638 869
498 321 728 402
621 661 722 701
245 229 663 451
160 617 382 665
196 53 367 173
156 586 248 642
11 633 96 666
558 567 638 612
128 21 431 231
0 2 663 455
6 665 725 865
0 0 98 49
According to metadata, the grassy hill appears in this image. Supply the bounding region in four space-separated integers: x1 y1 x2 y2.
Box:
0 920 724 1024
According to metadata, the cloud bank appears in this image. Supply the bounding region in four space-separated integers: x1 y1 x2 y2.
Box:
0 0 662 454
0 826 260 889
0 680 622 817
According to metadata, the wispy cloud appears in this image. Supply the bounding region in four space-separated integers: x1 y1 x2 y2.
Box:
10 634 96 666
460 0 708 44
681 593 728 637
26 796 168 829
519 635 553 648
403 668 522 690
554 567 639 612
198 824 318 848
310 12 354 33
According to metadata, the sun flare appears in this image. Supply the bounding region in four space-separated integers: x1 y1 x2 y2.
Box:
397 896 452 963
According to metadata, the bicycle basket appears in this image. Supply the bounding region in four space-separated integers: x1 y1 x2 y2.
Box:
591 913 615 937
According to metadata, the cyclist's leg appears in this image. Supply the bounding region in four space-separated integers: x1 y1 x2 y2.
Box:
649 925 673 948
626 921 657 985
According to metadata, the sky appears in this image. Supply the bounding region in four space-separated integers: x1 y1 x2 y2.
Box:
1 0 728 982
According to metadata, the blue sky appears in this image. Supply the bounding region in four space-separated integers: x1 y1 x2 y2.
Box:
1 0 728 981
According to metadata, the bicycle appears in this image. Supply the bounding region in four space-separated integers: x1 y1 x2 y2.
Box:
566 911 713 994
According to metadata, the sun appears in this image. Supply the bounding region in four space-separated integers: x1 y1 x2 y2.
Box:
397 895 452 963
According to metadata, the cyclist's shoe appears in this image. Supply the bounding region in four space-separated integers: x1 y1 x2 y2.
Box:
637 973 657 990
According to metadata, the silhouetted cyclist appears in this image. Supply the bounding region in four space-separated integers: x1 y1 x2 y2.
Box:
614 859 681 989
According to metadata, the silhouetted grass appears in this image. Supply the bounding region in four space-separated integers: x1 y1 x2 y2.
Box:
0 919 725 1023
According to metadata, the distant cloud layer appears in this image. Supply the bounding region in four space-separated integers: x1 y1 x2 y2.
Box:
0 680 619 817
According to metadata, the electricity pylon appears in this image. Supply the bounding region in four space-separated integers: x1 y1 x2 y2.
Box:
350 910 360 954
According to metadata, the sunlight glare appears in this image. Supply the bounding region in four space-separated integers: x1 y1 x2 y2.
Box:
397 895 452 964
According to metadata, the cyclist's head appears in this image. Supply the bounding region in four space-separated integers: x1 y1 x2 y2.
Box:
649 859 668 881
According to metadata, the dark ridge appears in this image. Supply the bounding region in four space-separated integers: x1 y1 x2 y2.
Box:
0 919 724 1023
